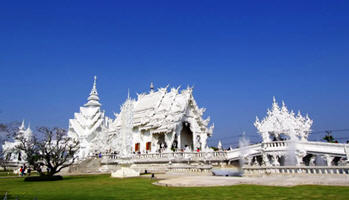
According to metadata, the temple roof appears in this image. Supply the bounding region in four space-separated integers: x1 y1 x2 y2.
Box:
111 85 214 135
68 76 105 140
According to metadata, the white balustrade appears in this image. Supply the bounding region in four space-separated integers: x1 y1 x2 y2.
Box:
243 166 349 176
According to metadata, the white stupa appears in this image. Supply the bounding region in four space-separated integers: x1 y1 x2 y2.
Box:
68 76 109 159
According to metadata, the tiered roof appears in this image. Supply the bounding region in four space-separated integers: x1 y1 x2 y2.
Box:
111 85 214 135
69 76 105 140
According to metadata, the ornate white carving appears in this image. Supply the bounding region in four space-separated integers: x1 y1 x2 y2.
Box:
254 97 313 142
217 140 222 151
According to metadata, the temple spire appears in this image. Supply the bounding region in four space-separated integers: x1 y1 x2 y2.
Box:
218 140 222 150
272 96 279 112
150 82 154 93
90 76 98 96
85 76 101 107
19 120 25 130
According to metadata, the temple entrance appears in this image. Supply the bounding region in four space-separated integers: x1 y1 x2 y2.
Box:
180 122 193 151
171 134 178 151
155 134 167 153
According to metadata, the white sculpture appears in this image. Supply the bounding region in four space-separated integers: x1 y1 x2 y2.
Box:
254 97 313 142
111 167 140 178
217 140 222 151
116 92 134 157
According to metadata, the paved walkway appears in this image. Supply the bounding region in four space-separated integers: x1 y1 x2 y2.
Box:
154 175 349 187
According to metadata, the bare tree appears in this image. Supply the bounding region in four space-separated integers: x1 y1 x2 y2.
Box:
16 127 79 177
0 150 8 171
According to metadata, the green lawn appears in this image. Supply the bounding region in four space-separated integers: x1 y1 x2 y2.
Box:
0 170 16 177
0 174 349 200
0 170 39 177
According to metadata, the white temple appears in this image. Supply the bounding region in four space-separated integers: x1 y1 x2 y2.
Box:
3 82 349 176
68 77 214 159
254 97 313 142
2 120 33 163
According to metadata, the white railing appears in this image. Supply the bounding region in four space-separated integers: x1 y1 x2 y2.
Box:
167 165 212 175
243 166 349 175
99 141 347 163
101 151 229 163
262 141 288 149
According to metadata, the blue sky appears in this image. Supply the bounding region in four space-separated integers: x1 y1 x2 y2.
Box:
0 0 348 147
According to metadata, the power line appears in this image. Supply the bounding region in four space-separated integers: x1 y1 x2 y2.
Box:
207 128 349 146
309 129 349 134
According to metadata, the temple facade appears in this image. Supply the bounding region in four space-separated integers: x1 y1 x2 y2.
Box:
68 77 214 159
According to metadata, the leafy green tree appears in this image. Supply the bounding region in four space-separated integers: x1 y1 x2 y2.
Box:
210 146 218 151
323 131 335 143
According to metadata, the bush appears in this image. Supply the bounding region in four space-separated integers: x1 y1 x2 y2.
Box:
24 175 63 182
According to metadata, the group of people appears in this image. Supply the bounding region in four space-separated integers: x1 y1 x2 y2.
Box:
18 165 31 176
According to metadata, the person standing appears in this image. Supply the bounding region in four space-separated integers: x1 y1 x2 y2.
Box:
23 165 27 176
20 166 24 177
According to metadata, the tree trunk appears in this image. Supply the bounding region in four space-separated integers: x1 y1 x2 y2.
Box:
48 167 57 177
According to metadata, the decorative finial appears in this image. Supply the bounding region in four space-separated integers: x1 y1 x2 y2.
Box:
150 82 154 92
93 76 97 88
85 76 101 107
90 76 98 95
273 96 276 103
218 140 222 150
20 120 25 130
127 88 130 99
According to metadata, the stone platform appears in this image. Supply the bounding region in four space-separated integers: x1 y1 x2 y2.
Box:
154 175 349 187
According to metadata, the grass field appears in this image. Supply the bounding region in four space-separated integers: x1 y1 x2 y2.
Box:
1 174 349 200
0 170 16 177
0 170 39 177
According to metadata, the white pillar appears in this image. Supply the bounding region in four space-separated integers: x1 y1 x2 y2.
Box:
324 154 334 167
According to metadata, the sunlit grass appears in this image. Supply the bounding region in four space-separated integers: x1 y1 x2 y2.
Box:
0 174 348 200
